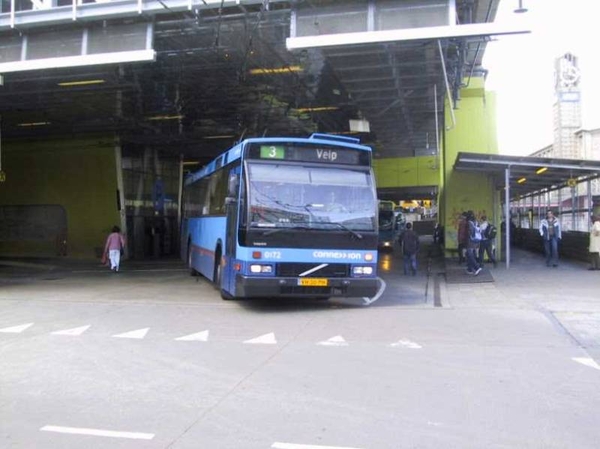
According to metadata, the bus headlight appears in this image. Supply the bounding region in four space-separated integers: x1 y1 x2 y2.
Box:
250 264 273 274
353 266 373 275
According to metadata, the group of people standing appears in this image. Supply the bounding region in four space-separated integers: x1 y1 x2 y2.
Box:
456 209 600 271
457 211 497 276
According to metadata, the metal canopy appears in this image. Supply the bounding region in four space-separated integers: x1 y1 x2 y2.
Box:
454 152 600 200
0 0 504 164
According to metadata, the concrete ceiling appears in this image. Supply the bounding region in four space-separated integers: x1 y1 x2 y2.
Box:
0 0 501 165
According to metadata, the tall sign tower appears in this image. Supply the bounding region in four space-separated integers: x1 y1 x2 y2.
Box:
553 53 582 159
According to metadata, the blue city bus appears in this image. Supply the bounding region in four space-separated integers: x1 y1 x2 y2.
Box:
181 133 379 300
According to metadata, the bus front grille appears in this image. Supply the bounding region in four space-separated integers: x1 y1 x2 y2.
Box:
276 263 349 278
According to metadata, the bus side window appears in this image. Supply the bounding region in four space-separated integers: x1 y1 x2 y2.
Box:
198 178 209 216
206 169 229 215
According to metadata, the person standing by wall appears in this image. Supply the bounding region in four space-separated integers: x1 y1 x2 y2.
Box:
478 215 497 268
457 211 468 264
589 215 600 271
539 210 561 267
104 225 126 273
400 222 419 276
466 211 482 275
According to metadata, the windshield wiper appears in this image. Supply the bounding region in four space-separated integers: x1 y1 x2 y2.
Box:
262 225 312 236
322 222 363 240
258 220 363 240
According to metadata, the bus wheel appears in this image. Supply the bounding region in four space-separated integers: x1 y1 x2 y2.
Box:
188 242 197 276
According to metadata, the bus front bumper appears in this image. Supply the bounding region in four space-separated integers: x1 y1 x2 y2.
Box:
235 275 379 299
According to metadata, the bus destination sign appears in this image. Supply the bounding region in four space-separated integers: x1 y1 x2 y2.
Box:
255 144 368 165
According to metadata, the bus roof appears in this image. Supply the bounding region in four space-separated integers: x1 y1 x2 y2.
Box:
185 134 372 185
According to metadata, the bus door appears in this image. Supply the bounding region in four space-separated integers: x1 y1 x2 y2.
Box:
223 166 241 294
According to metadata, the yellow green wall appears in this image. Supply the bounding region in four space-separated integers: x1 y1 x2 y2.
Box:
440 78 500 253
373 155 439 188
0 136 120 258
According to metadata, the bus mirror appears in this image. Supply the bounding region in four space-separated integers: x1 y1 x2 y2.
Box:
228 174 239 196
225 196 236 205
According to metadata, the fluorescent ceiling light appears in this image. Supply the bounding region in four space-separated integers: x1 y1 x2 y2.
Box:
58 79 105 87
249 65 303 75
295 106 338 113
202 135 235 139
517 177 527 184
147 115 184 121
536 167 548 174
17 121 50 127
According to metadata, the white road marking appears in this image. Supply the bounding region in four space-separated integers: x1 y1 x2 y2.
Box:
175 330 209 341
51 325 91 336
362 277 386 306
243 332 277 345
573 357 600 371
0 323 34 333
272 442 363 449
112 328 150 339
40 425 154 440
389 339 422 349
317 335 348 347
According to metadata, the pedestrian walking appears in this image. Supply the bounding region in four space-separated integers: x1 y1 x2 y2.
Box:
104 225 126 272
399 222 419 275
539 210 561 267
478 215 497 267
589 215 600 271
466 211 482 275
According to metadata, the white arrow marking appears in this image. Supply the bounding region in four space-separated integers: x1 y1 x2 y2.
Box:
40 425 154 440
51 325 91 336
573 357 600 371
317 335 348 347
363 277 386 305
112 328 149 339
175 330 209 341
0 323 34 333
243 332 277 345
272 442 363 449
389 339 422 349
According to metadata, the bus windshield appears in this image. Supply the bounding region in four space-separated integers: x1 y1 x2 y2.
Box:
247 162 376 232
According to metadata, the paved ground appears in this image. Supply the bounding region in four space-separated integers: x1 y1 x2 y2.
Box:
1 244 600 449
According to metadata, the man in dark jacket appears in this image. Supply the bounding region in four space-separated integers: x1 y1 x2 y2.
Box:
400 222 419 275
539 209 561 267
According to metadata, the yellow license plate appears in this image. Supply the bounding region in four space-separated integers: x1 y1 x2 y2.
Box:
298 278 328 287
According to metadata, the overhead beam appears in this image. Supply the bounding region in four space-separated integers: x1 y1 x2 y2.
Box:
287 22 530 50
0 49 155 73
0 0 290 31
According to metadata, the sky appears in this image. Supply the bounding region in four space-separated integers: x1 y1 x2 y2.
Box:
483 0 600 155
